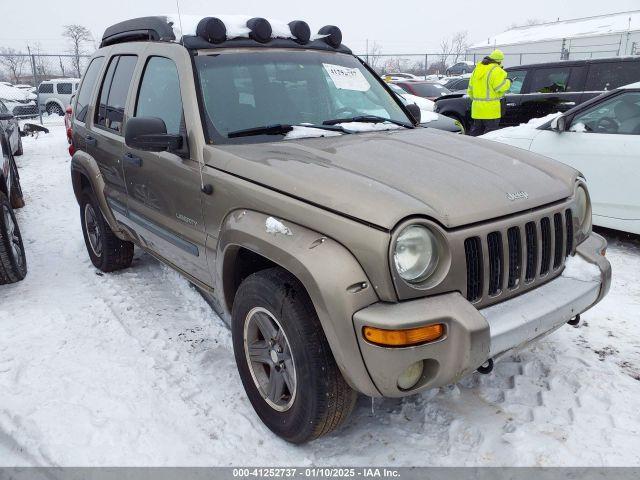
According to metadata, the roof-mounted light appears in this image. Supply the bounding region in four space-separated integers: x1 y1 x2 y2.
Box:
247 17 272 43
318 25 342 48
196 17 227 44
288 20 311 44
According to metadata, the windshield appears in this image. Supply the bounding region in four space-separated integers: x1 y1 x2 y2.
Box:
195 50 411 144
410 83 451 97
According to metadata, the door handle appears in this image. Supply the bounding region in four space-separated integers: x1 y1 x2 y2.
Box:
559 101 576 106
506 103 517 107
123 152 142 168
85 135 97 147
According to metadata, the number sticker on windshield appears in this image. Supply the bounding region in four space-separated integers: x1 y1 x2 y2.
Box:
323 64 371 92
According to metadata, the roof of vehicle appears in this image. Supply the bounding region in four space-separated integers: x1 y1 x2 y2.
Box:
507 56 640 71
41 78 80 83
100 15 352 54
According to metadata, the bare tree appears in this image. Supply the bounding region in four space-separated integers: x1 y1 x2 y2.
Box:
452 31 470 63
31 43 51 79
366 41 383 72
0 47 27 83
63 24 93 77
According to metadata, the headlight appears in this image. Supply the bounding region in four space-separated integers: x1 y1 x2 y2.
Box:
575 184 592 235
393 225 439 283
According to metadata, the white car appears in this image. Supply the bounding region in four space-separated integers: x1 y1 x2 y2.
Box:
483 82 640 234
0 83 38 118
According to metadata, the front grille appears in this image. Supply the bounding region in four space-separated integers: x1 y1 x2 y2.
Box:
464 207 574 305
464 237 483 303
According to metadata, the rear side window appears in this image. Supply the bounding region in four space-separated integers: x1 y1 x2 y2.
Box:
529 67 572 93
95 55 138 134
585 62 640 91
135 57 183 135
39 83 53 94
75 57 104 122
57 83 72 95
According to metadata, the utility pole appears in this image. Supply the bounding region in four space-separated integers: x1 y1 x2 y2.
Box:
27 46 43 125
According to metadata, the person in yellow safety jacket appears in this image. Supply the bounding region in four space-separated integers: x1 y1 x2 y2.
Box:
466 49 511 136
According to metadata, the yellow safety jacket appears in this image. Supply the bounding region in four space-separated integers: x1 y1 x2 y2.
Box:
467 62 511 120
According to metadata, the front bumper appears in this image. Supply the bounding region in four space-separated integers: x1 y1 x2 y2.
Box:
353 232 611 397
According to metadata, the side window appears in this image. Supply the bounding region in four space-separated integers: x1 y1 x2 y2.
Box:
570 92 640 135
75 57 104 122
135 57 183 135
585 62 640 91
506 69 528 94
95 55 137 134
529 67 572 93
57 83 72 95
39 83 53 94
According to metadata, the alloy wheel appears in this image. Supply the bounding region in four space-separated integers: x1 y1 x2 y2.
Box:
2 204 23 269
84 203 103 257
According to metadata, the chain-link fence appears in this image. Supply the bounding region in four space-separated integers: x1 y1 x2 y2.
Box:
0 52 91 121
358 47 631 79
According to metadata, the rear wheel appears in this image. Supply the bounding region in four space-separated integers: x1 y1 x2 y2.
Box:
80 188 134 272
232 268 357 443
0 191 27 284
46 103 63 116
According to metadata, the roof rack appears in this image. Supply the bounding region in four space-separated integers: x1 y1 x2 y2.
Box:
101 16 176 48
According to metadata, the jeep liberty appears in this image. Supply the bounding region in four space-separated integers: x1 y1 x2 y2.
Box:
70 15 611 443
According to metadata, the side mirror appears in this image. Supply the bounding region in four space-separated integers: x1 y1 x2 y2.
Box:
550 115 567 132
0 112 14 121
405 103 421 124
125 117 183 153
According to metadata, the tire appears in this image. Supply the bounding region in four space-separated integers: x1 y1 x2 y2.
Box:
46 103 64 116
80 188 134 272
15 136 23 157
0 191 27 284
232 268 357 443
9 159 25 209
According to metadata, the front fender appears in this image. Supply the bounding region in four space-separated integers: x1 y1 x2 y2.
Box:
216 209 381 396
70 151 124 237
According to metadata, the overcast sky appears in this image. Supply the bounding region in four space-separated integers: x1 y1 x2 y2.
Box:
1 0 639 54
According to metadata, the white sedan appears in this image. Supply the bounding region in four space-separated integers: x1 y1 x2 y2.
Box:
482 82 640 234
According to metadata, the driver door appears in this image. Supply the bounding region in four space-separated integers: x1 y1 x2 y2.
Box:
530 91 640 223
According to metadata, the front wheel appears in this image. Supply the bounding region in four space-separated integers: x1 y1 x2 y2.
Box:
232 268 357 443
0 192 27 284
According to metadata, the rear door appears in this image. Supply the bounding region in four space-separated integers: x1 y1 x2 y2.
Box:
518 65 585 122
122 54 210 283
89 54 138 217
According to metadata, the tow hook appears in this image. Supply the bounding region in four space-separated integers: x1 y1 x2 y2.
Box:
568 314 581 327
477 359 494 374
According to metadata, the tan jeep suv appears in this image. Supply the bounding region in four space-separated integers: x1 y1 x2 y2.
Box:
70 15 611 443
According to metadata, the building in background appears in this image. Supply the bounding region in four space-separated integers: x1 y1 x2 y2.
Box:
468 10 640 67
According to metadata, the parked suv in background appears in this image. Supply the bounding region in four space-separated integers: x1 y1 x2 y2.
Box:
0 107 26 284
446 61 474 76
70 15 610 444
38 78 80 116
435 56 640 132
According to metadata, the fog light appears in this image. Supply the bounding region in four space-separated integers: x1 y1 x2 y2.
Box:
397 361 424 390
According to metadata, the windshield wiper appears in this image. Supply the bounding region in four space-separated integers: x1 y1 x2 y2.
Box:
227 123 351 139
322 115 414 129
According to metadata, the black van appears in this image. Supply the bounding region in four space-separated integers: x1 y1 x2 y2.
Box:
433 56 640 133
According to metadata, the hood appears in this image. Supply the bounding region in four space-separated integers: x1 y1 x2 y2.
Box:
206 128 577 230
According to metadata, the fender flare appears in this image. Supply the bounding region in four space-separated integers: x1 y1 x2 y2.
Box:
45 98 64 112
216 209 381 396
70 151 124 236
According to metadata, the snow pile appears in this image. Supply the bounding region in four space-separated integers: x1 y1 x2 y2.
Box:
284 126 342 140
562 255 602 282
471 10 640 48
481 112 562 139
420 111 440 123
570 122 587 133
0 83 36 102
265 217 293 236
336 122 403 133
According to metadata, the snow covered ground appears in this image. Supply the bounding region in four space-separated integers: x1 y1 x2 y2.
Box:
1 118 640 467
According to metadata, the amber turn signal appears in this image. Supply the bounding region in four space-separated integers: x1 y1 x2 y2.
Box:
363 324 445 347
